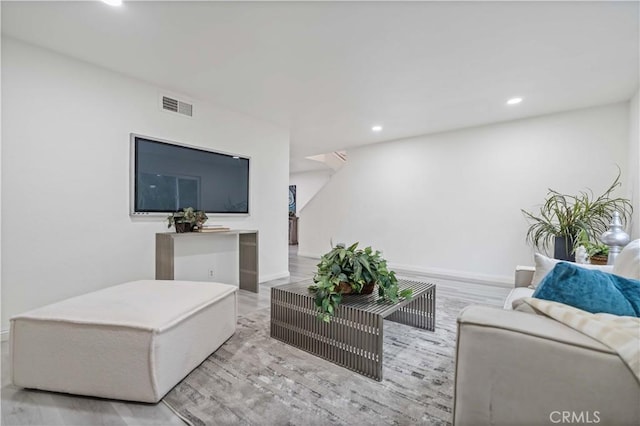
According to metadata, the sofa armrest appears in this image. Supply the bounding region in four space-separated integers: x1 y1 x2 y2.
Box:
453 306 640 425
514 265 535 288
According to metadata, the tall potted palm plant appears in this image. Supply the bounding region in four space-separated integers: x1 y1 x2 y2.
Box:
522 170 632 261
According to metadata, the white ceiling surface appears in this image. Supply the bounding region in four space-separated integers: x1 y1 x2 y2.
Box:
2 1 638 173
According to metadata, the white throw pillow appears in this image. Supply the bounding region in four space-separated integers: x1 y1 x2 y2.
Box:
612 239 640 280
530 253 614 289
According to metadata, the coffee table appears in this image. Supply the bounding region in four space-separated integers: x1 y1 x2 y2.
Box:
270 279 435 381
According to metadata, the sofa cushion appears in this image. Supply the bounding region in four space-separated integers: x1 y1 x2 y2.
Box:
530 253 613 289
533 262 640 317
613 239 640 280
503 287 534 310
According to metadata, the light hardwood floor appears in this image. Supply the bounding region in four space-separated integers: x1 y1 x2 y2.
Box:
1 247 510 426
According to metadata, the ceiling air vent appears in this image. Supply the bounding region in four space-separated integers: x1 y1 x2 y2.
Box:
162 95 193 117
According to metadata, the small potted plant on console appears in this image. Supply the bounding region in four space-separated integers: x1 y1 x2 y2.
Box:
309 242 412 322
576 230 610 265
167 207 208 233
583 242 610 265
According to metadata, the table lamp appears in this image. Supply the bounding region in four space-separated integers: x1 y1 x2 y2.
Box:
600 211 630 265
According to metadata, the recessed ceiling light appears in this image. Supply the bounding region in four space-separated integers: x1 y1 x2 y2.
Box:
232 156 240 159
372 125 383 132
506 97 523 105
102 0 123 6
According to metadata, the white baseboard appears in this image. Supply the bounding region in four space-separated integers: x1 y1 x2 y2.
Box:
259 271 290 283
388 262 512 288
1 329 9 342
295 252 512 288
296 251 320 259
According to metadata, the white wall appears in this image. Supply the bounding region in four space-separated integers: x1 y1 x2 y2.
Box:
1 38 290 332
299 103 631 285
628 90 639 239
289 169 333 213
0 11 3 342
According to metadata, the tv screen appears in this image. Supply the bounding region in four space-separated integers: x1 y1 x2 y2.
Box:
131 134 249 214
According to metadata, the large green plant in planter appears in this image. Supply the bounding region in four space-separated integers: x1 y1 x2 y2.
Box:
310 242 412 322
521 171 632 260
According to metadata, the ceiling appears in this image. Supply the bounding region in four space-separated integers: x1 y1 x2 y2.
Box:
2 1 638 173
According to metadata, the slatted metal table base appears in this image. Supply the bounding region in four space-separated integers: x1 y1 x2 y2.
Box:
270 279 436 381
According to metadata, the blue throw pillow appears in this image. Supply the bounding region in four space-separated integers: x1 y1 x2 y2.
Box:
533 262 640 317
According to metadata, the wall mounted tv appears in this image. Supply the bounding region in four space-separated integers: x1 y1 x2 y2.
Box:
130 134 250 215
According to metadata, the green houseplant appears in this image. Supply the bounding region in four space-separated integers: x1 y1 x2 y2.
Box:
577 230 610 265
521 170 632 261
583 242 609 265
310 242 412 322
167 207 208 233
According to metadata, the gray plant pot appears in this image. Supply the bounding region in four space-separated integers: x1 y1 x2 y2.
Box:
174 222 193 233
554 236 575 262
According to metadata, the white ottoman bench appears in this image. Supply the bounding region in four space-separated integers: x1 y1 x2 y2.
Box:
10 280 237 403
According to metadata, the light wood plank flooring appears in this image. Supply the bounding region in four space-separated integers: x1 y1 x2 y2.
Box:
1 247 510 425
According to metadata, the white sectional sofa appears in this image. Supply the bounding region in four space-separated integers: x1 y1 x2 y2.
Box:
453 241 640 425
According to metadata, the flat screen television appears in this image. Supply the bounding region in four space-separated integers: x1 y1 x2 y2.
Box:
130 134 250 215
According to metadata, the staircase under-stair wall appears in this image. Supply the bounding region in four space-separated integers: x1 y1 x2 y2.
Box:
290 169 334 213
295 162 352 259
305 151 347 172
289 151 346 248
